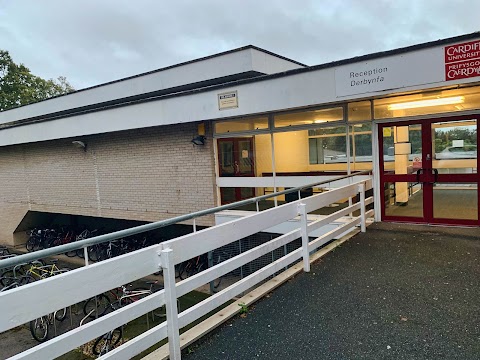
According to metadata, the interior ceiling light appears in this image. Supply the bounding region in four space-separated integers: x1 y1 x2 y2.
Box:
387 96 465 111
314 119 327 123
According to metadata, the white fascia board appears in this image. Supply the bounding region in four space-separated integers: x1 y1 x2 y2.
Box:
0 48 306 126
0 49 255 125
2 38 480 146
250 48 305 74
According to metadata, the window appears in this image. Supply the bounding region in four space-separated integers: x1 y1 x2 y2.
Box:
308 126 347 164
349 123 373 169
374 86 480 119
274 107 344 128
348 101 372 122
214 116 268 134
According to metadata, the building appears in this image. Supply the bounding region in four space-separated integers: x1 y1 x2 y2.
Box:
0 32 479 246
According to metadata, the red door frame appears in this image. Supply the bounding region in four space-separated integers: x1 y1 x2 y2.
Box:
378 115 480 226
217 137 255 204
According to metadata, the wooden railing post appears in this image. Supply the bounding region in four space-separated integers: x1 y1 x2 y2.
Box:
359 183 366 232
298 203 310 272
160 248 181 360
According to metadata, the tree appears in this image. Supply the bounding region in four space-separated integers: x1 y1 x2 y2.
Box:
0 50 74 111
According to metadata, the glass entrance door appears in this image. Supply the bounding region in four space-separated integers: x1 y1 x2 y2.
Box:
218 137 255 204
379 116 479 225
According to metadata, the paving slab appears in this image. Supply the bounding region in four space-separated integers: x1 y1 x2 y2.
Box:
183 222 480 360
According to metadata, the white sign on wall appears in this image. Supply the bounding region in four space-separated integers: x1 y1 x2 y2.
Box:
218 91 238 110
335 48 445 97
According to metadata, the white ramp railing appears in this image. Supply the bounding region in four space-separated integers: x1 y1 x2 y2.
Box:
0 178 373 360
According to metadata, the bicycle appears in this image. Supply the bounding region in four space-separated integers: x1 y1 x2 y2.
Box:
83 281 179 322
177 254 208 280
0 259 42 289
92 327 123 356
29 308 67 342
26 259 70 280
0 274 34 292
0 246 10 256
75 229 99 259
83 281 159 319
211 249 235 290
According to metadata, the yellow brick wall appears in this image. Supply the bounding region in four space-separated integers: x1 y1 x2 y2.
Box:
0 122 216 245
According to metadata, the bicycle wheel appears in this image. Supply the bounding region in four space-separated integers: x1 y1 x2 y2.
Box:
178 261 193 280
25 238 35 252
65 250 77 257
83 294 111 318
87 248 98 262
29 317 49 342
92 327 122 355
54 308 67 321
0 268 25 287
213 276 222 289
0 270 16 288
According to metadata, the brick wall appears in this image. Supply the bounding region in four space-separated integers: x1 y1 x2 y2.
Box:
0 121 217 245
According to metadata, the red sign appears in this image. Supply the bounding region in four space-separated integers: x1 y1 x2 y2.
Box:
413 156 422 169
445 40 480 81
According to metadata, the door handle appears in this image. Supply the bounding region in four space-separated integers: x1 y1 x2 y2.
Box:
415 168 423 184
432 168 438 184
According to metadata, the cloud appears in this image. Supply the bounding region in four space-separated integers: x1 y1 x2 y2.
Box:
0 0 478 89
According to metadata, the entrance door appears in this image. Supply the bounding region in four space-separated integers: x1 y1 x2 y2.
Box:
218 138 255 204
379 116 479 225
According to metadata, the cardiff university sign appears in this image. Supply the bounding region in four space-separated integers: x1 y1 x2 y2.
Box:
445 40 480 81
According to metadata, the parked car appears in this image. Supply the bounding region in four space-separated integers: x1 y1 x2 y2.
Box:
435 145 477 159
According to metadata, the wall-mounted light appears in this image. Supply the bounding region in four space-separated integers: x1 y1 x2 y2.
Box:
72 140 87 151
191 122 206 145
387 96 465 111
191 135 206 145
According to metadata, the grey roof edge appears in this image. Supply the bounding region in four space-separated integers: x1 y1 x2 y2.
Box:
0 45 307 114
1 31 479 129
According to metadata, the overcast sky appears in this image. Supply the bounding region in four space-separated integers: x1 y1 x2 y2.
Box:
1 0 479 90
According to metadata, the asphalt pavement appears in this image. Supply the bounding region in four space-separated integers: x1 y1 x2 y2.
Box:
183 222 480 360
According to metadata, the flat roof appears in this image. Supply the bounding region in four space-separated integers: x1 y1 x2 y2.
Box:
1 31 480 146
0 45 306 126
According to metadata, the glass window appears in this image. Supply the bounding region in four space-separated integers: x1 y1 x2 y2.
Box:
433 183 478 220
214 116 268 134
381 124 422 174
307 126 348 165
273 130 311 171
254 133 273 177
349 123 373 170
374 86 480 119
348 101 372 122
274 107 343 128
